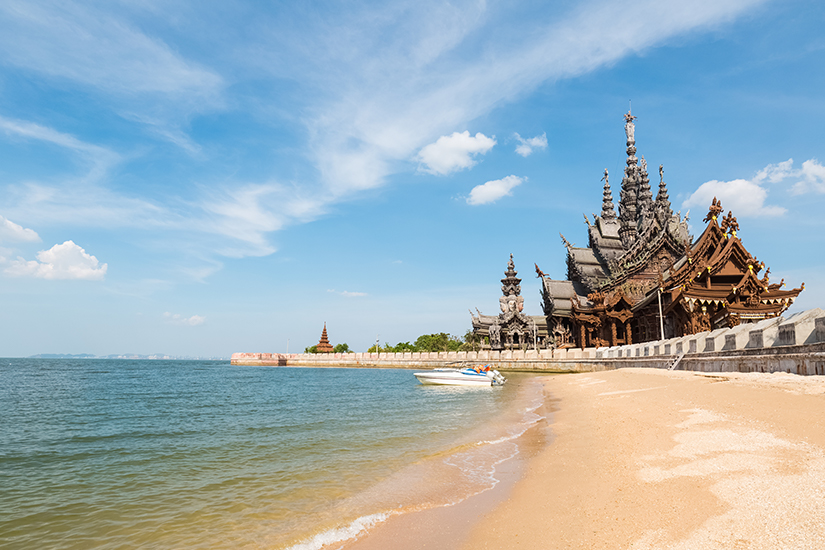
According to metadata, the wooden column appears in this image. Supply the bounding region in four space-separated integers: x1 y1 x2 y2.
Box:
625 320 633 345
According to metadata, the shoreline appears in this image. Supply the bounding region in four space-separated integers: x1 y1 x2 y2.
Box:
340 368 825 549
328 375 555 550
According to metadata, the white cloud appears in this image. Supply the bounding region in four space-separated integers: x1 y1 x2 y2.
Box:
467 175 524 206
684 158 825 217
514 132 548 157
417 131 496 175
0 215 40 243
683 179 785 218
791 159 825 194
163 312 206 326
753 158 795 184
4 240 107 280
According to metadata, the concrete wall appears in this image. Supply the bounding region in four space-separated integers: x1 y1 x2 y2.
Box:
231 309 825 376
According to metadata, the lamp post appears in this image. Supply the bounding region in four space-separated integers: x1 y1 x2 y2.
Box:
657 288 665 341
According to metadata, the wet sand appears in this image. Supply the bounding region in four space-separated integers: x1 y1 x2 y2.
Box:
341 368 825 549
339 377 554 550
464 368 825 549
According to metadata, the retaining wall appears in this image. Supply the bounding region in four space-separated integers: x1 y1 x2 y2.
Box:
231 309 825 375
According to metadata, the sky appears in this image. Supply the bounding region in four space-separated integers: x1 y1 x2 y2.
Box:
1 0 824 357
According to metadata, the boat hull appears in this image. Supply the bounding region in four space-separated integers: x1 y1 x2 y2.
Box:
413 368 505 386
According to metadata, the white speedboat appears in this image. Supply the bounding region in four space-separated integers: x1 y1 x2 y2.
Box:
413 366 506 387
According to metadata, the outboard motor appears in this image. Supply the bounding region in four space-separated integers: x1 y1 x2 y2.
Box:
486 369 506 386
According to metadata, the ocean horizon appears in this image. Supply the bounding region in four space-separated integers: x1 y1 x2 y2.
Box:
1 358 548 549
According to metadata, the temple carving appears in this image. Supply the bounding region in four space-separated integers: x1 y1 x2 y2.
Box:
473 110 804 350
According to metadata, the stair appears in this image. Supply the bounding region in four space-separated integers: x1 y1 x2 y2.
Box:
667 352 686 371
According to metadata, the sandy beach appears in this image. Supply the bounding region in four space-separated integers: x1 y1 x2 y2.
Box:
463 368 825 549
344 368 825 549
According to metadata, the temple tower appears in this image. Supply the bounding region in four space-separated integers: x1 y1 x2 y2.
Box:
499 253 524 314
636 156 654 223
618 110 640 247
601 169 617 220
316 323 333 353
655 164 673 223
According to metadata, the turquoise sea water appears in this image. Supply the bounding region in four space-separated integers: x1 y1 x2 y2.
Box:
0 359 547 549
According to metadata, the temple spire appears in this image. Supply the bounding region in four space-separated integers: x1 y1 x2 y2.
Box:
655 163 673 222
618 109 640 247
601 169 616 220
501 253 522 296
636 155 654 219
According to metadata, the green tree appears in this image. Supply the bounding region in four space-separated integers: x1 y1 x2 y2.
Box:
391 341 416 352
413 332 463 352
304 344 319 354
461 329 482 351
333 343 350 353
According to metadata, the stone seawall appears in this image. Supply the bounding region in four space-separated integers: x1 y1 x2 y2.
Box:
232 308 825 375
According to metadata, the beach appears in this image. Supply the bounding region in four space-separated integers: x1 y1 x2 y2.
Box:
347 368 825 549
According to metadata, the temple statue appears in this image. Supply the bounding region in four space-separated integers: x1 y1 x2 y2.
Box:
624 110 637 142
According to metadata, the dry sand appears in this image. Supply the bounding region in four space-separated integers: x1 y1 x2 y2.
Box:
464 368 825 550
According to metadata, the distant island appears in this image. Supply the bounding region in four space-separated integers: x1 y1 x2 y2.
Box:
29 354 229 360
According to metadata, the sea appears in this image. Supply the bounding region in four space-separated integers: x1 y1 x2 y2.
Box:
0 358 550 549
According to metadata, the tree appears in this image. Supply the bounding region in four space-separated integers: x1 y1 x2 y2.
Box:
461 329 482 351
333 343 350 353
304 345 319 354
413 332 463 352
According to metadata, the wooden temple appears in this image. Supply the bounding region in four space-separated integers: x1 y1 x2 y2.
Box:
536 111 804 348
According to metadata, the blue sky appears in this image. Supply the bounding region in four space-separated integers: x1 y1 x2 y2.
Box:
1 0 824 357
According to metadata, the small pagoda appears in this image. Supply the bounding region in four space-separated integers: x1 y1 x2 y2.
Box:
316 323 334 353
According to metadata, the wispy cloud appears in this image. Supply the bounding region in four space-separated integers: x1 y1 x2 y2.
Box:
0 115 119 179
514 132 548 157
467 175 524 205
0 1 223 154
0 1 222 99
4 240 107 280
327 289 368 297
0 0 772 276
417 131 496 175
199 182 329 258
163 312 206 326
0 214 40 243
287 0 769 198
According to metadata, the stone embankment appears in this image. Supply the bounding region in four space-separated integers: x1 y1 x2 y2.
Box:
232 308 825 375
